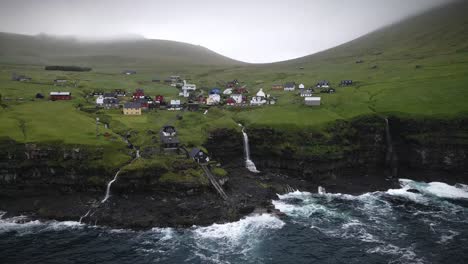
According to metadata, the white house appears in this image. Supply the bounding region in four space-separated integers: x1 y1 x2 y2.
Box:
169 100 181 110
298 83 305 90
179 80 197 97
250 88 267 106
305 97 321 106
96 95 104 105
223 88 233 95
230 94 243 104
284 82 296 91
206 94 221 105
300 89 313 97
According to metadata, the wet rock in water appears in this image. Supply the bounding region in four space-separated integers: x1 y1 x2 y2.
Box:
282 197 303 205
407 189 421 194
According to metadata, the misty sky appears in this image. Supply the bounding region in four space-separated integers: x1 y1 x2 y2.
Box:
0 0 450 63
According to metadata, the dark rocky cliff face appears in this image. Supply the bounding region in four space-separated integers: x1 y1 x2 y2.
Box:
205 115 468 192
1 115 467 229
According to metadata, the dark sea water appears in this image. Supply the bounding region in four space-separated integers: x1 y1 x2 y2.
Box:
1 179 467 264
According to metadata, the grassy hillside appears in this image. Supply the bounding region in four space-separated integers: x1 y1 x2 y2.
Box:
0 33 244 67
0 0 467 151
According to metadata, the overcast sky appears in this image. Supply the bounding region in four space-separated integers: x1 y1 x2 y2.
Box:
0 0 451 63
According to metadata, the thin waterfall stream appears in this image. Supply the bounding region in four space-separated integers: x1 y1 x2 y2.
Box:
238 124 259 173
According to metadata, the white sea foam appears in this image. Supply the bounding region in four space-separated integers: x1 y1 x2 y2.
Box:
194 214 284 241
150 227 175 241
367 244 425 264
424 182 468 199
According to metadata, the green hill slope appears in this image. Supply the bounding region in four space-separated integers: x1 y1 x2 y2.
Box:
0 33 244 67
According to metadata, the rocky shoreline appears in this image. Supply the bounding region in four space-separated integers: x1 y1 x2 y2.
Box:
1 114 467 229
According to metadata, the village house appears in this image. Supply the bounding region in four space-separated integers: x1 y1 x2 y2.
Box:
210 88 221 95
189 148 210 164
225 98 236 106
300 89 314 97
133 89 145 100
298 83 305 90
160 125 179 151
180 80 196 97
272 84 283 90
103 98 120 109
35 93 44 99
305 97 321 106
11 73 31 82
226 79 239 88
114 89 127 96
340 80 353 86
316 80 330 88
284 82 296 91
54 79 68 86
96 95 104 106
122 70 136 75
267 96 277 105
223 88 233 95
230 94 244 104
123 102 142 115
206 93 221 105
169 99 181 110
250 89 267 106
49 92 71 100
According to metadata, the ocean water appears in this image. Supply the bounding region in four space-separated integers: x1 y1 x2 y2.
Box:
1 179 467 264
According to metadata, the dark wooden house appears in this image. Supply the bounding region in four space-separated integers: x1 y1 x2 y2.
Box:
189 148 210 164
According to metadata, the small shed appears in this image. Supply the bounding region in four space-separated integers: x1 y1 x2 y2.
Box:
122 70 136 75
298 83 305 89
272 84 283 90
340 80 353 86
189 148 210 164
305 97 321 106
35 93 44 99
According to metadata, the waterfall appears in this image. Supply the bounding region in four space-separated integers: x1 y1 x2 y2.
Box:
239 124 259 173
136 150 140 158
101 170 121 203
384 118 398 178
318 186 326 194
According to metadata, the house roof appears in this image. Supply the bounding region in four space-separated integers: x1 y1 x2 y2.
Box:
124 102 141 109
50 92 70 96
189 148 204 158
305 97 321 101
161 136 179 144
104 98 119 104
256 89 266 97
284 82 296 88
103 93 116 98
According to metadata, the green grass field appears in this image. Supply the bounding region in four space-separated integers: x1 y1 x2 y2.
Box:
1 0 468 152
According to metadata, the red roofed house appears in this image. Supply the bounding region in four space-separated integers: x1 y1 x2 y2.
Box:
49 92 71 100
133 89 145 100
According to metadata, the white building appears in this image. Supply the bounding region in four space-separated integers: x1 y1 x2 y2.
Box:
96 95 104 105
223 88 233 95
300 89 313 97
298 83 305 89
206 94 221 105
230 94 243 104
180 80 197 97
305 97 321 106
284 82 296 91
250 88 267 106
169 100 181 110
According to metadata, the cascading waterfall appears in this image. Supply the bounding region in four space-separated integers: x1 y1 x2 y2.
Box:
238 124 259 173
318 186 326 194
101 170 121 203
384 118 398 178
